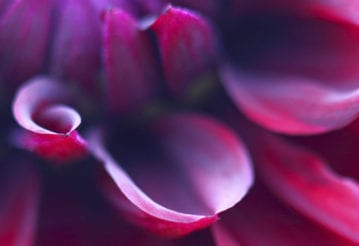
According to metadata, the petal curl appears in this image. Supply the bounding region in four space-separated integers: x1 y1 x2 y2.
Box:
88 113 253 237
0 0 50 86
12 77 87 162
0 163 40 246
104 9 158 114
151 6 218 98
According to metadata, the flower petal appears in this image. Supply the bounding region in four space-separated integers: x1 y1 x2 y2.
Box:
12 77 87 162
0 163 41 246
151 6 218 98
50 0 101 98
0 0 51 87
88 113 253 237
212 184 356 246
244 128 359 243
104 9 159 114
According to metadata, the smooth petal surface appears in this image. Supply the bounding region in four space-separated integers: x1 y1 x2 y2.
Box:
0 163 40 246
151 6 218 97
212 184 355 246
0 0 50 86
50 0 101 97
245 129 359 243
88 113 253 237
12 77 87 162
104 9 158 114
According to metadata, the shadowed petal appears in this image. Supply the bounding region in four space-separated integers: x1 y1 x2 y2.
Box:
50 0 101 98
0 163 41 246
212 184 356 246
88 113 253 237
151 6 218 98
12 77 87 162
104 9 158 114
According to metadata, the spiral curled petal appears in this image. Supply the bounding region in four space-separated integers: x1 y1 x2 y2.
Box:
12 77 87 162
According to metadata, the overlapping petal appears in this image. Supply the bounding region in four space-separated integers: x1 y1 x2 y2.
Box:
12 77 87 162
151 6 218 98
0 163 40 246
88 113 253 237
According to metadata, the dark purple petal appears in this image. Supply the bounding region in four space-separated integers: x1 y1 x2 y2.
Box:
151 6 218 98
0 163 40 246
88 113 253 237
50 0 101 97
0 0 51 87
104 9 158 114
12 77 87 162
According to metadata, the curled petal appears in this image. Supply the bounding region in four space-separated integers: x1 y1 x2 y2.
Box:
0 163 41 246
0 0 50 86
245 129 359 243
104 9 158 114
12 77 87 162
88 114 253 237
151 5 218 97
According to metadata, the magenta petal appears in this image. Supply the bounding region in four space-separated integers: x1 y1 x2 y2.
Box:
0 163 40 246
151 6 218 97
50 0 101 97
0 0 50 86
221 65 359 134
88 113 253 237
212 185 355 246
12 77 87 162
246 130 359 243
104 9 158 114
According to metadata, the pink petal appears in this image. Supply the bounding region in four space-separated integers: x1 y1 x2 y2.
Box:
104 9 158 114
0 163 41 246
50 0 101 98
0 0 51 86
151 5 218 98
88 113 253 237
12 77 87 162
244 127 359 243
212 184 356 246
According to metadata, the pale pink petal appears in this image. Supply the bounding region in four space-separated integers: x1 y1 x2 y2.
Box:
212 184 356 246
0 0 51 86
88 113 253 237
12 77 87 162
104 9 158 114
50 0 101 97
0 163 41 246
151 5 218 97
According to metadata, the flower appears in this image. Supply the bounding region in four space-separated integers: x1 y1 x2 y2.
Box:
1 0 359 245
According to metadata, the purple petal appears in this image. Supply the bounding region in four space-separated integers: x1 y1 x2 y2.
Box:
88 113 253 237
151 6 218 98
0 0 51 87
12 77 87 162
50 0 101 97
104 9 158 114
0 163 40 246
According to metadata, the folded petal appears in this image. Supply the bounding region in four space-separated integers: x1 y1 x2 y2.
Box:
104 9 159 114
88 113 253 237
0 0 51 87
12 77 87 162
212 184 356 246
0 163 41 246
50 0 101 98
244 128 359 243
151 6 218 98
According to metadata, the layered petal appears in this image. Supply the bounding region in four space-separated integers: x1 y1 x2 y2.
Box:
0 163 41 246
104 9 158 114
12 77 87 162
0 0 51 87
88 113 253 237
151 6 218 98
